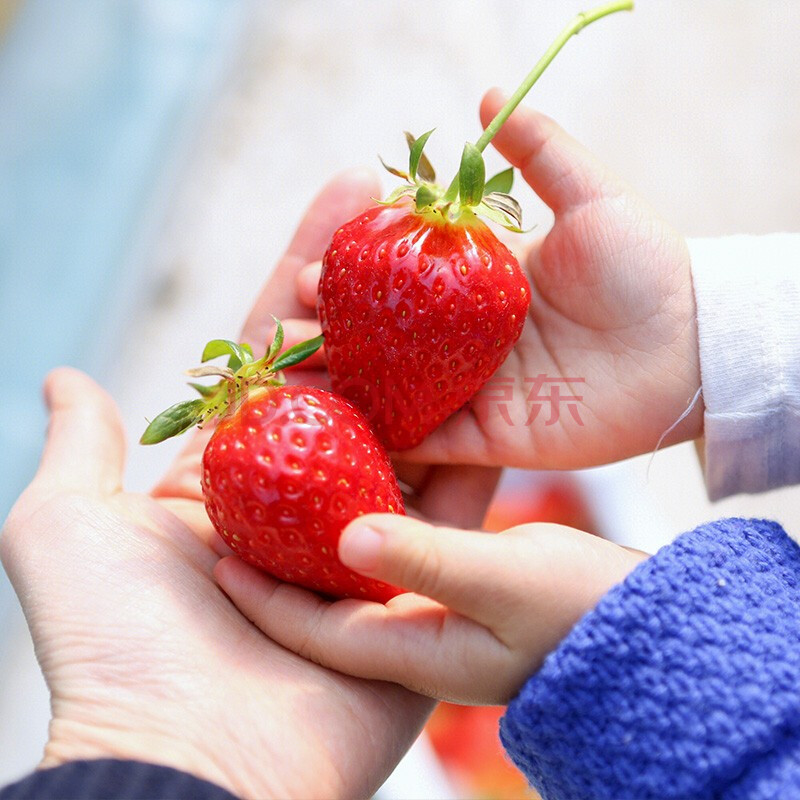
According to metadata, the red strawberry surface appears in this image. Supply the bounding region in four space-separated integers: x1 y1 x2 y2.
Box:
202 385 405 602
318 202 529 450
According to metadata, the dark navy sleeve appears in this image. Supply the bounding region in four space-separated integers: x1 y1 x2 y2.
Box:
0 759 240 800
500 518 800 800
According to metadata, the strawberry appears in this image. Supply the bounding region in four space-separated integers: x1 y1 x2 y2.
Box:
319 202 529 450
318 1 632 450
141 325 404 602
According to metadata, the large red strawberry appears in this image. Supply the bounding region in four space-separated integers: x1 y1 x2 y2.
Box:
318 1 632 450
141 326 404 602
319 202 528 450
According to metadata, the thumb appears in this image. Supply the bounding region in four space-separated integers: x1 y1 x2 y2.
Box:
35 367 126 495
339 514 516 626
479 87 624 215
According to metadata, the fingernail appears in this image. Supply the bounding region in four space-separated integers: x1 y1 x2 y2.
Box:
339 525 383 572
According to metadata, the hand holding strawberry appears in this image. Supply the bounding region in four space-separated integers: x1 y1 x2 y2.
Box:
0 174 457 800
216 512 647 705
296 89 700 472
291 0 699 473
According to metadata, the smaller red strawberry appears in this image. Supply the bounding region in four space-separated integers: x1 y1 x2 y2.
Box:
141 323 404 602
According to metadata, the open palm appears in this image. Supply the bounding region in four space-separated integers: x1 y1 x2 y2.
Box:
2 379 429 799
1 173 496 799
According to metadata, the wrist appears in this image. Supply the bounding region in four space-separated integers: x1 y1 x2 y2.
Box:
42 698 350 800
658 232 704 444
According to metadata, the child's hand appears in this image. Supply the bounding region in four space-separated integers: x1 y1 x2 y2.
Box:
282 89 700 472
214 514 646 705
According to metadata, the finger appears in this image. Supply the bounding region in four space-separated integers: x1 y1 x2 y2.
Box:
479 88 624 215
35 367 125 495
408 464 500 529
338 515 516 627
240 168 380 348
151 440 208 501
214 557 506 702
296 261 322 309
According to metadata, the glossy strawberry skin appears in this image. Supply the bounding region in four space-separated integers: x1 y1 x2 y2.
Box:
318 203 530 450
202 385 404 602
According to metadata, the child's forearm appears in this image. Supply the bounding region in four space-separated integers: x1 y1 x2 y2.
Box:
501 517 800 799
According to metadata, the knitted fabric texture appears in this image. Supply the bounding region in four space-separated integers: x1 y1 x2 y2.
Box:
501 518 800 800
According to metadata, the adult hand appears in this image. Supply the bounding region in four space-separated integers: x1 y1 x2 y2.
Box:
1 172 496 799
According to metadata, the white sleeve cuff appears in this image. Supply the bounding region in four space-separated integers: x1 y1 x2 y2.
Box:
689 234 800 501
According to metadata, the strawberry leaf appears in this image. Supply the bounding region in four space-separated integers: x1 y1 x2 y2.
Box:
232 342 254 370
271 335 324 372
378 155 410 181
476 197 528 234
415 184 438 211
202 339 253 371
186 365 235 379
374 185 417 206
405 130 436 183
484 167 514 195
140 399 206 445
482 192 524 229
267 318 284 360
458 143 485 207
188 382 218 398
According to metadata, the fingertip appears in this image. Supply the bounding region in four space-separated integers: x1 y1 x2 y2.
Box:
43 367 70 409
37 367 126 494
43 366 105 411
478 98 614 213
212 555 236 582
340 515 436 577
339 524 384 573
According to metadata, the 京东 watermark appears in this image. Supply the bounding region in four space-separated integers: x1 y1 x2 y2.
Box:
466 374 586 427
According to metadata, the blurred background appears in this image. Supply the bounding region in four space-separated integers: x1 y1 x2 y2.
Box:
1 1 799 797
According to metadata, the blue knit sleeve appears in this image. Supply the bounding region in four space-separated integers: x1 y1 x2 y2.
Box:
500 518 800 800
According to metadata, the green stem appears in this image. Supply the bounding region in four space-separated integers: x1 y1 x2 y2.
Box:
443 0 633 203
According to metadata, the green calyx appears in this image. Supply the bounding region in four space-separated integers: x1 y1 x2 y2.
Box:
140 319 323 445
378 0 633 231
377 130 525 232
